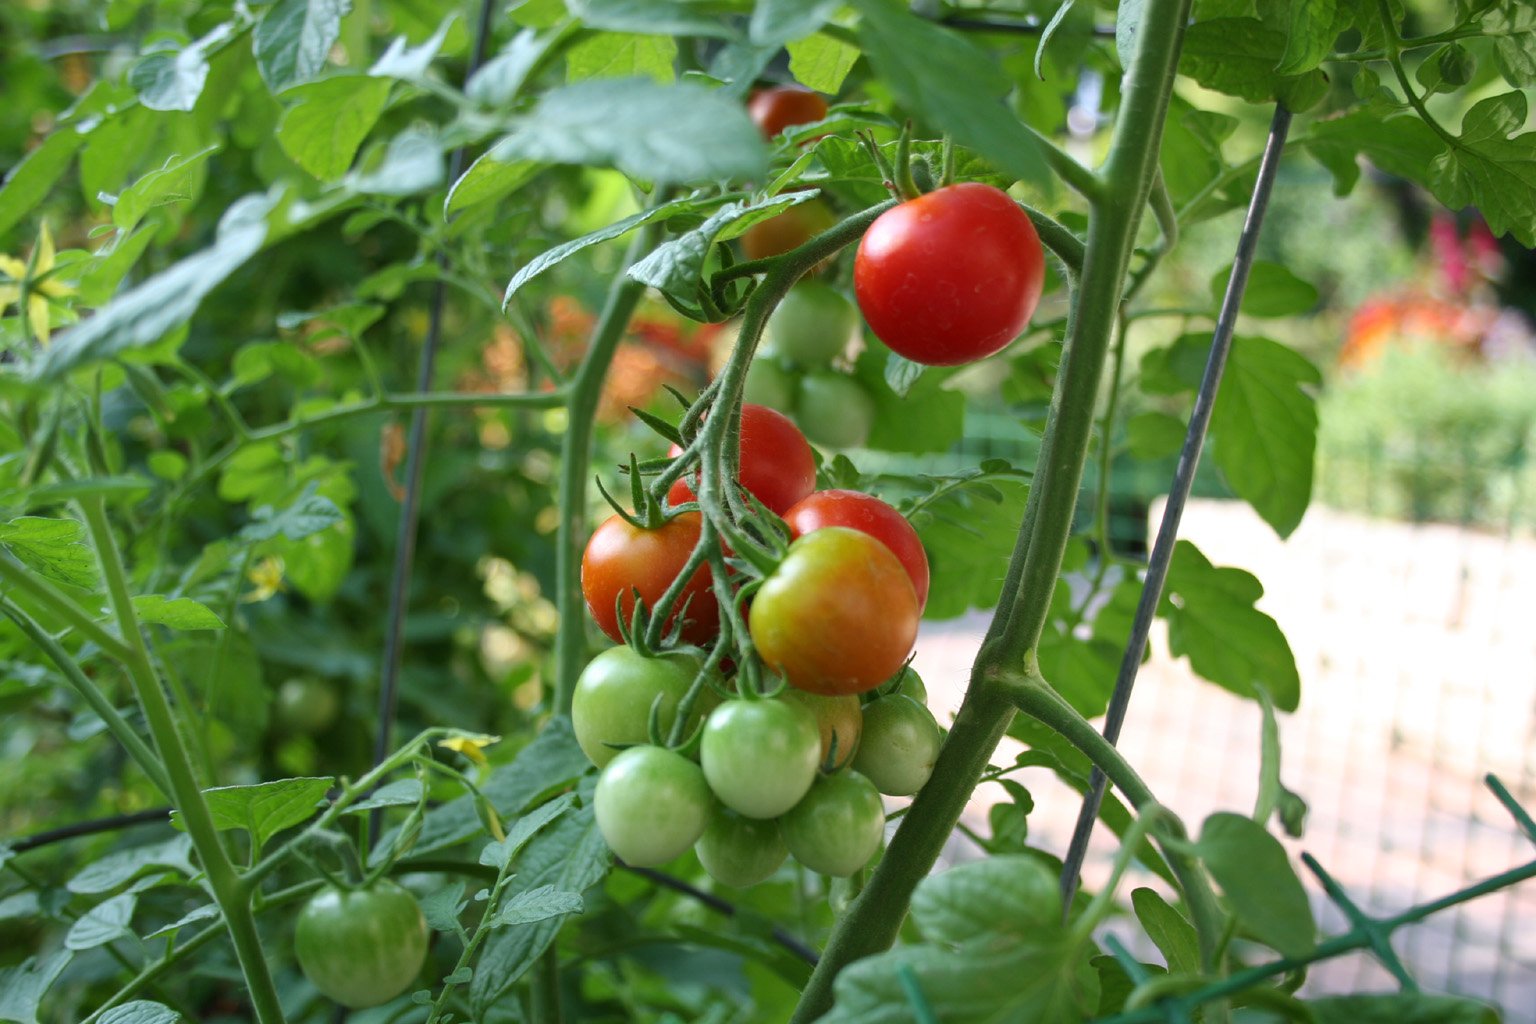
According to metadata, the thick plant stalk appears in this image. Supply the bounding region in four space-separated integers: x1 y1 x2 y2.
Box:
80 498 288 1024
787 2 1197 1018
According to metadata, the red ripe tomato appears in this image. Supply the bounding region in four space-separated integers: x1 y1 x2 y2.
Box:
581 511 718 645
854 182 1045 366
748 85 828 139
784 489 930 611
668 404 816 515
750 527 919 696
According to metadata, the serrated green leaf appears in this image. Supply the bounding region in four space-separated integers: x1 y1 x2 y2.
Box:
467 30 546 106
627 193 813 295
489 885 584 928
112 147 218 235
64 893 136 950
1485 0 1536 86
368 16 453 81
0 952 73 1024
752 0 838 45
33 192 274 381
1198 811 1314 957
1161 540 1301 710
0 517 98 590
0 130 83 240
132 595 225 631
446 153 542 216
1427 91 1536 248
1179 18 1328 111
1131 888 1201 975
1272 0 1345 75
507 195 704 302
852 341 966 455
566 32 676 82
240 488 344 542
144 903 218 939
98 1001 180 1024
912 476 1028 619
277 76 392 181
884 353 924 398
495 78 768 183
785 31 859 94
341 778 424 814
480 792 576 868
1307 109 1445 198
254 0 350 91
130 44 210 112
1125 410 1186 460
910 855 1061 945
191 777 333 847
853 0 1048 187
1210 260 1318 317
68 836 191 894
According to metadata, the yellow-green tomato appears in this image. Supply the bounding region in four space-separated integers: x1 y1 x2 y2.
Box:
795 371 876 449
594 745 713 866
782 689 863 771
294 880 428 1008
780 771 885 877
764 281 859 366
852 694 943 796
696 807 788 887
572 647 704 768
701 699 820 819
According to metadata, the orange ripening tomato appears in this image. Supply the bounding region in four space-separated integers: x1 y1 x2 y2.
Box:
581 511 718 644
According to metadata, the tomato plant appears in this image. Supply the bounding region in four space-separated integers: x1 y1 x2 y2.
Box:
763 281 858 367
581 511 718 644
741 199 837 262
699 698 821 818
594 745 714 867
294 881 429 1009
785 489 931 611
779 772 887 877
273 676 340 735
571 646 710 767
667 403 816 515
751 527 919 695
854 183 1046 366
695 806 789 888
852 694 943 797
748 85 829 139
783 689 864 772
794 372 876 450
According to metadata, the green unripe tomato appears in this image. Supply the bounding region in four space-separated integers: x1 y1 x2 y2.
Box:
696 806 788 887
795 372 876 449
743 357 798 413
701 699 821 819
764 281 859 366
852 694 943 796
780 771 885 877
782 689 862 772
274 676 340 735
294 880 429 1008
594 745 713 867
892 665 928 706
572 647 707 768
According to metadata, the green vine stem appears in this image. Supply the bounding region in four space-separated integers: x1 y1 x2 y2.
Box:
0 554 135 662
550 210 668 716
0 597 171 796
789 2 1201 1018
78 497 288 1024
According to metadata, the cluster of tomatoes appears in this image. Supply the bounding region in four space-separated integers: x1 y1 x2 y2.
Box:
578 402 941 883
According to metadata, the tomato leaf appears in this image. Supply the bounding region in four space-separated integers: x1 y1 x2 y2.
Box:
64 893 137 951
494 78 768 184
751 0 838 46
1427 92 1536 248
182 777 334 847
910 855 1062 944
480 792 577 868
0 130 84 240
0 952 73 1024
1125 410 1187 460
567 0 737 39
368 17 454 82
1484 0 1536 87
342 779 424 814
98 1002 180 1024
627 192 815 296
111 146 218 235
0 516 99 590
912 476 1027 619
276 76 392 181
507 195 709 302
786 31 860 94
565 32 677 83
1131 887 1202 975
1197 811 1315 957
67 836 192 895
131 595 225 631
1208 260 1318 318
144 904 220 940
489 884 585 928
1178 18 1329 111
1160 539 1300 710
1307 108 1445 199
240 487 344 543
254 0 348 91
852 0 1048 189
1307 993 1500 1024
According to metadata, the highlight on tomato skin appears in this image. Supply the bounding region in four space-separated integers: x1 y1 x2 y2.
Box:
749 526 920 696
580 511 719 645
854 182 1046 367
667 403 817 515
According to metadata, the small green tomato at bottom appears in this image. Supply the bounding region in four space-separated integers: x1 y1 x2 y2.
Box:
294 880 429 1009
780 771 885 877
595 745 713 867
853 694 943 797
696 807 788 887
